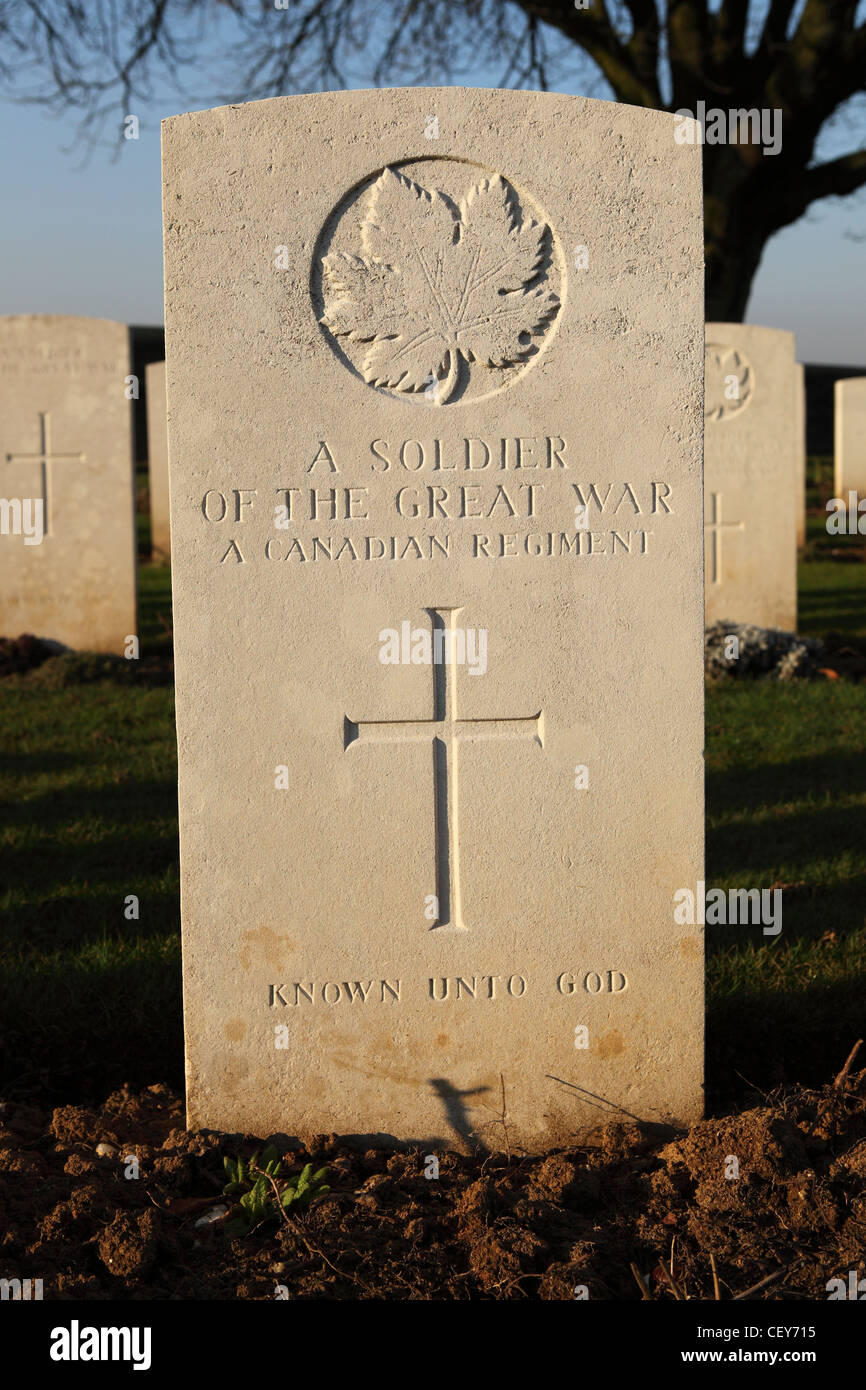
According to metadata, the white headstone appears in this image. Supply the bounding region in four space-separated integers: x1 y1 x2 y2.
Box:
795 363 806 548
164 89 706 1148
0 315 136 651
146 360 171 561
834 377 866 506
704 325 797 631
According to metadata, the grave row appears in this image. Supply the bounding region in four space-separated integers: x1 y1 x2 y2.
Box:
6 317 855 649
2 90 863 1146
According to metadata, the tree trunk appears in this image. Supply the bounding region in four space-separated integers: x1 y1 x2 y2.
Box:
704 221 771 322
702 145 784 321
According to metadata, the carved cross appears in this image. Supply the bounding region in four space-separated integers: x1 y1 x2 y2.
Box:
343 607 543 930
6 412 85 537
704 491 745 585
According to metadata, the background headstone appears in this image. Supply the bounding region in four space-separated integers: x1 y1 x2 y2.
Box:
704 324 797 631
164 88 706 1149
834 376 866 502
795 362 806 548
0 314 136 652
146 360 170 561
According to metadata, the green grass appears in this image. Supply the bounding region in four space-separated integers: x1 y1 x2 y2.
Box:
0 562 181 1098
703 456 866 1101
1 468 864 1111
705 679 866 1101
799 454 866 641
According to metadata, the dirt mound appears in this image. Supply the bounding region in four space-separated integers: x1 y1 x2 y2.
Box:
11 649 173 688
0 633 54 678
1 1070 864 1300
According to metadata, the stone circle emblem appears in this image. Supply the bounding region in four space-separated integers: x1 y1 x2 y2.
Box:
705 343 754 422
315 162 563 405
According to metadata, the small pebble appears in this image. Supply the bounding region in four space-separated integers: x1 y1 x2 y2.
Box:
194 1205 228 1227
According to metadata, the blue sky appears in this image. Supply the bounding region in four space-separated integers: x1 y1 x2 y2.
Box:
0 13 864 365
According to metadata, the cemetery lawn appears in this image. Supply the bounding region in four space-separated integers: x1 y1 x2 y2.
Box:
0 529 864 1112
0 521 865 1301
0 561 183 1100
706 523 866 1104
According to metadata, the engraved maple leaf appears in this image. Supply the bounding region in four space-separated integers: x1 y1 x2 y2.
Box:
320 167 559 404
705 344 752 422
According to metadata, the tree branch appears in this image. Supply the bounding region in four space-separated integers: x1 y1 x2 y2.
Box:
518 0 661 106
795 148 866 212
760 0 802 51
666 0 711 108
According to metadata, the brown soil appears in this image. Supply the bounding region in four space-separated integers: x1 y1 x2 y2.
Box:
2 1069 865 1301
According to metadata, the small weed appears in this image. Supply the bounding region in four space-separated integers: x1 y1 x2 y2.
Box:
222 1144 329 1236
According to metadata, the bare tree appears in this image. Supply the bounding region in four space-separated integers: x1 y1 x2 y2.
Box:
1 0 865 318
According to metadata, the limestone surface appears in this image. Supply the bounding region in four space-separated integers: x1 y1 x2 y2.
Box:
163 88 706 1148
704 325 797 630
0 315 136 652
795 363 806 548
834 377 866 502
146 361 171 561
